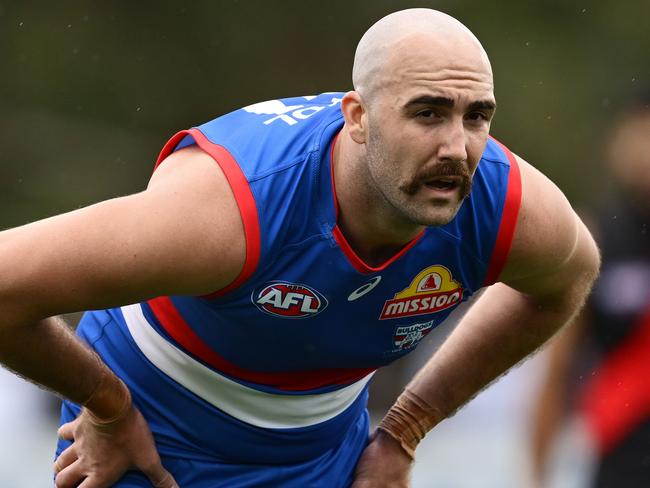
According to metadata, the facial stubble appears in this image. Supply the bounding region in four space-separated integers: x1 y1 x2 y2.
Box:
365 129 473 227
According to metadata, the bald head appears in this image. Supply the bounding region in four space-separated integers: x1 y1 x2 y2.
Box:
352 9 492 100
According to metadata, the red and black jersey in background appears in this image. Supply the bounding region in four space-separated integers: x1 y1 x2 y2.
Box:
579 194 650 486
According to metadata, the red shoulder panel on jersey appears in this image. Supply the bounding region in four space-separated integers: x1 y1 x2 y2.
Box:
147 296 376 391
153 129 261 297
482 137 522 286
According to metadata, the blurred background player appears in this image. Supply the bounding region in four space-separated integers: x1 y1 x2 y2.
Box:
530 90 650 487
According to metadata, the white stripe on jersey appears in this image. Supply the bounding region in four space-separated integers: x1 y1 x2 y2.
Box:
120 303 373 429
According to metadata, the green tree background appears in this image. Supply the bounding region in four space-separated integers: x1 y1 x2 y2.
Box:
1 0 648 224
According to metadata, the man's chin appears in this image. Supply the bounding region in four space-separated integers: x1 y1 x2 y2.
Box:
421 200 465 226
390 193 465 228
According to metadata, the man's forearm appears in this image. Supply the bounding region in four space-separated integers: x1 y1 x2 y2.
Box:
0 316 129 419
409 283 578 415
379 281 591 454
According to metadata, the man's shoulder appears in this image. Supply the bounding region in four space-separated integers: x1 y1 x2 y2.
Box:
233 92 346 131
498 153 599 292
196 92 345 172
171 93 344 185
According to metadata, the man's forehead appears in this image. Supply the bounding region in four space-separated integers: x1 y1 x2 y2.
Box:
377 33 493 97
393 32 489 64
390 68 494 92
384 76 495 110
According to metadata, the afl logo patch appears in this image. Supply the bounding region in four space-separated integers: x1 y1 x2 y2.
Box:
253 281 328 318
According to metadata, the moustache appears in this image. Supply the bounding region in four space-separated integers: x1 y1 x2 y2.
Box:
402 162 472 196
417 161 471 180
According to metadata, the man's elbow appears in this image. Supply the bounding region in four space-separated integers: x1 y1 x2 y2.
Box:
567 225 601 313
0 280 49 329
581 224 601 289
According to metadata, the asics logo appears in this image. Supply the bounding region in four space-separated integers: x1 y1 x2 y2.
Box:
348 276 382 302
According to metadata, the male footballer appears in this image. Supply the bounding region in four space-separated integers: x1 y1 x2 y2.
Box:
0 8 599 487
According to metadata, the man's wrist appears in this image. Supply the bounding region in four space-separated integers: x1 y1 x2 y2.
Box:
82 360 132 424
377 388 444 459
374 428 416 462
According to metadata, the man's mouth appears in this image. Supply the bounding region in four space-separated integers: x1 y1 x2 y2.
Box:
423 176 461 192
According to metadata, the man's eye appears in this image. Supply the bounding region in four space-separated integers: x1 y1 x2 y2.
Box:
467 111 488 121
416 109 435 118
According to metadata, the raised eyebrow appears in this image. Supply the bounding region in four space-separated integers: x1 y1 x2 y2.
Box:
403 95 454 109
403 96 496 112
468 100 497 112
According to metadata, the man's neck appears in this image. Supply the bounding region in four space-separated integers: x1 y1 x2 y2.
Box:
332 128 425 267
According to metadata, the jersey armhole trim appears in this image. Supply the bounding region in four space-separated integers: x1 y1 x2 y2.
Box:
482 137 522 286
153 129 261 298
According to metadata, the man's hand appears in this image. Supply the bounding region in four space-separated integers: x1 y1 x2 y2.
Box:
53 405 178 488
351 430 413 488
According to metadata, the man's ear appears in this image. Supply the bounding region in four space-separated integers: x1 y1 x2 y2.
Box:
341 91 367 144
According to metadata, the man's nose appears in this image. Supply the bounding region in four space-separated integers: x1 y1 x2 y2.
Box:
438 118 468 162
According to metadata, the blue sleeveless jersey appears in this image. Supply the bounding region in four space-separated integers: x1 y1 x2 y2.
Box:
66 93 522 476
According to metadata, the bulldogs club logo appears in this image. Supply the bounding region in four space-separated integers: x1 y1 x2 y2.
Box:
379 265 463 320
393 320 435 351
253 281 328 318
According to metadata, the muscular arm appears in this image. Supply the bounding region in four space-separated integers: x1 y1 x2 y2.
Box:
353 156 600 486
405 156 599 420
0 146 245 486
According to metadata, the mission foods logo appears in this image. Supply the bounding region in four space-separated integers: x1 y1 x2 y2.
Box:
379 265 463 320
253 281 328 318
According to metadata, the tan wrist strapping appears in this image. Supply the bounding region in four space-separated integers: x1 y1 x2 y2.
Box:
377 388 444 459
82 354 132 426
